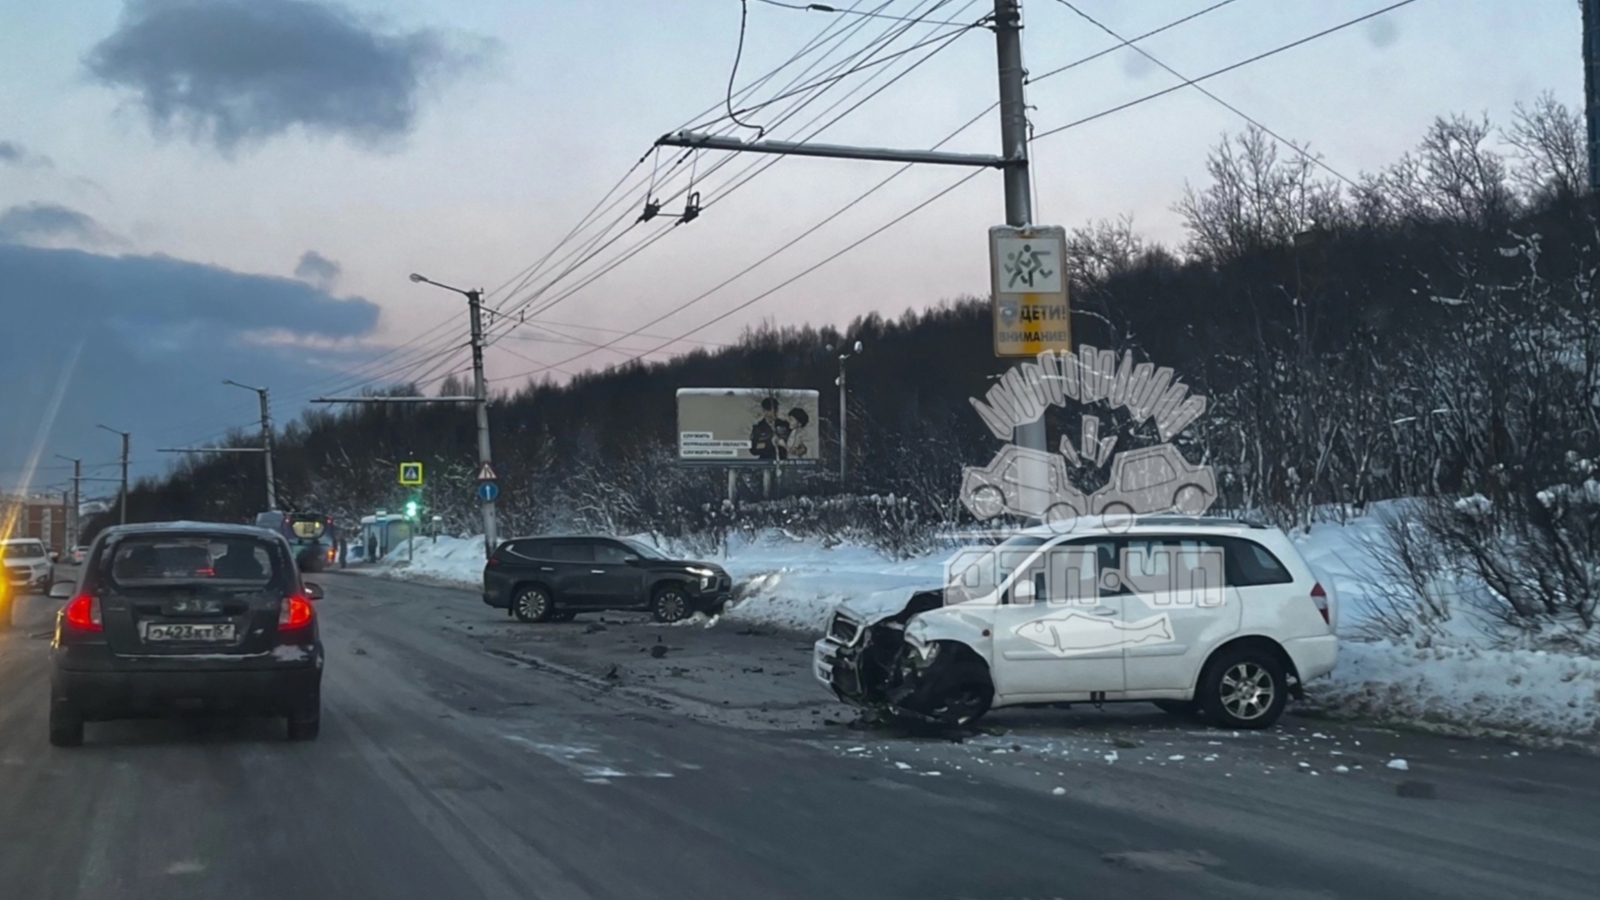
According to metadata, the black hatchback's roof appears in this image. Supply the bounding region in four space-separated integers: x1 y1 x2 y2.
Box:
98 521 285 541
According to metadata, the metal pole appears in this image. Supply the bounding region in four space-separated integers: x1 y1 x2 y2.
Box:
1586 0 1600 193
838 357 848 481
98 426 131 525
119 433 129 525
467 289 499 556
55 455 81 549
995 0 1047 461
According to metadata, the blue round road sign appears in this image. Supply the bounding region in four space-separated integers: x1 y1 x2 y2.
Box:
477 481 499 502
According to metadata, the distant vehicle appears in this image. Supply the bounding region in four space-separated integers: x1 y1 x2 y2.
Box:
47 521 325 746
2 538 54 594
254 510 340 573
960 445 1089 526
1089 444 1217 518
483 535 732 624
69 546 89 565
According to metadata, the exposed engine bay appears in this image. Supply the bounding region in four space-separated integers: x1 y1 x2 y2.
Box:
816 590 995 726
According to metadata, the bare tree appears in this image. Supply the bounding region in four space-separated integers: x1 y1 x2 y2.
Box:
1503 92 1587 204
1176 126 1343 263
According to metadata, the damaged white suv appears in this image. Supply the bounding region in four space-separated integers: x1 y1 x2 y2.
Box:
814 517 1337 729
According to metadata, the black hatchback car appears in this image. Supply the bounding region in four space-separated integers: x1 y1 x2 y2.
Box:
483 535 732 623
48 522 325 747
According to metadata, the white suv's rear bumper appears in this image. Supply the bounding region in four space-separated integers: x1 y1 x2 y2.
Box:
1283 634 1338 682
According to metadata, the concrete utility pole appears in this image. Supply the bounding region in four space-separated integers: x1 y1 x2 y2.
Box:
835 341 863 480
224 380 277 510
316 273 499 558
1586 0 1600 193
97 424 130 525
464 285 498 555
54 455 80 548
993 0 1046 457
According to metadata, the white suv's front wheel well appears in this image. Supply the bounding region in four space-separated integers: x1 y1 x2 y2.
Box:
1197 636 1300 696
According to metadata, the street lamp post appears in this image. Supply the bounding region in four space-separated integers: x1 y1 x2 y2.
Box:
53 454 81 549
223 379 276 510
833 341 863 481
409 273 499 555
96 424 130 525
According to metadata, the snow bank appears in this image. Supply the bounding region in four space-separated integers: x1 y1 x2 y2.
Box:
1312 640 1600 743
368 536 485 589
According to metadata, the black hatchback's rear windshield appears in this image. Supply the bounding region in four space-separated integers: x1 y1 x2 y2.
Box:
104 535 285 589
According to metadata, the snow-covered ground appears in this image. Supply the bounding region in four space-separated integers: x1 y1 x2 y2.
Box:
366 522 1599 745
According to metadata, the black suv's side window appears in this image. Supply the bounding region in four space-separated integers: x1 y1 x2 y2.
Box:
1218 537 1294 586
593 542 633 565
506 540 547 561
547 541 592 563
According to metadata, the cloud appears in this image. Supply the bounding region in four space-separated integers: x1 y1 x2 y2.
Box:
0 140 52 168
84 0 491 152
293 249 341 289
0 203 122 248
0 242 383 479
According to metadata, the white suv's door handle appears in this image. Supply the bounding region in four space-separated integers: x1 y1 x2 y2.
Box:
1088 607 1117 616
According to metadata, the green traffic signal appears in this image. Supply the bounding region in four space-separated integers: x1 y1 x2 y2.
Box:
405 500 419 519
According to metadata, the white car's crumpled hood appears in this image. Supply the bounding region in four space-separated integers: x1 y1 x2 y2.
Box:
834 585 941 627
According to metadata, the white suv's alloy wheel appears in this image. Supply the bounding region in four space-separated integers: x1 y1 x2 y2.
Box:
1219 662 1275 721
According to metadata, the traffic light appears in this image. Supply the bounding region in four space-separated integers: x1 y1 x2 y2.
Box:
405 499 419 520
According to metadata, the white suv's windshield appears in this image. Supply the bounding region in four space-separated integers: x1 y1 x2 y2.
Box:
1 541 47 560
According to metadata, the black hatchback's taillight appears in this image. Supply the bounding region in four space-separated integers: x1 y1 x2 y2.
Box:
486 556 501 567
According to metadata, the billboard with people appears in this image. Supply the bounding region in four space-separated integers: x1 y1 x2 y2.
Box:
676 388 821 465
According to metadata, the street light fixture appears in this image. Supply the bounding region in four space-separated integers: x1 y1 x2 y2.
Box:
96 424 130 525
222 379 277 510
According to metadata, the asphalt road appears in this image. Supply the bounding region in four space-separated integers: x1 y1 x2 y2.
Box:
1 570 1597 900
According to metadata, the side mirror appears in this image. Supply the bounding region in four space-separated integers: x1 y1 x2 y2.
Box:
303 582 324 601
47 581 76 599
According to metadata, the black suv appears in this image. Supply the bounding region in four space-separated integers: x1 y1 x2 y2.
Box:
48 522 325 746
482 536 732 623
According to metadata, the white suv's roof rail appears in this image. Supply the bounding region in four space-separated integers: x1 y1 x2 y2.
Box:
1131 514 1268 529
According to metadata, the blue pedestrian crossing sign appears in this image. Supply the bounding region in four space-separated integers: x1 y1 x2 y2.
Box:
476 481 499 502
398 461 424 486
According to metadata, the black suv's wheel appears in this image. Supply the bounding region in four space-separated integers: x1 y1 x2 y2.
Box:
513 585 554 623
1198 646 1287 729
49 699 84 747
650 585 690 624
287 692 321 741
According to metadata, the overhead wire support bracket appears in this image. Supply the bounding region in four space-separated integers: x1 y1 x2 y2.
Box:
655 130 1014 168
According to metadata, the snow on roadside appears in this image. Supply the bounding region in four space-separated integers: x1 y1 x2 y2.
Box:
1309 639 1600 743
368 525 1598 744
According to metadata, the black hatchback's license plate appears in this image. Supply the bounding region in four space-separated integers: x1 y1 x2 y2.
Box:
142 622 236 642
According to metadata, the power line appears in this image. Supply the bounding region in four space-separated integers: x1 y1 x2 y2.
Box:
490 2 981 331
726 1 768 137
1033 0 1422 142
753 0 976 27
1050 0 1359 189
1028 0 1239 84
